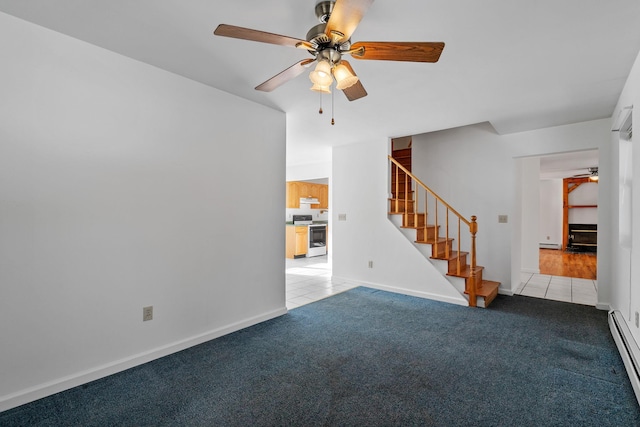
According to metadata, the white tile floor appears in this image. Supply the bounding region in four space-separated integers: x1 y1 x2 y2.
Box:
516 273 598 306
286 255 358 309
287 257 598 308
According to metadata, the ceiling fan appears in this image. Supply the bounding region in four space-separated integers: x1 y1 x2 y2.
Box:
571 167 599 180
213 0 444 104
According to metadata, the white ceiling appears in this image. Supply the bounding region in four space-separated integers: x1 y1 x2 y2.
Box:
1 0 639 166
539 149 599 180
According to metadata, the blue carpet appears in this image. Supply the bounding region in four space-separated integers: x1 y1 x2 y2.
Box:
1 287 639 426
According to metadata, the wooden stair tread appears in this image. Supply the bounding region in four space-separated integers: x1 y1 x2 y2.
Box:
430 251 468 261
464 280 500 308
446 265 484 278
476 280 500 297
391 192 415 199
416 237 452 244
402 222 436 230
392 149 411 158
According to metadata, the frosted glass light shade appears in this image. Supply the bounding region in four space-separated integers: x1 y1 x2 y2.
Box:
333 63 358 90
309 60 333 86
310 82 331 94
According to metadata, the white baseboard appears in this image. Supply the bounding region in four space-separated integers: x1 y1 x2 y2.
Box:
331 276 468 307
0 307 288 412
609 310 640 406
521 268 541 274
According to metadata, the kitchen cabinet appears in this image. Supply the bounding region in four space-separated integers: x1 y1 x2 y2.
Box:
286 182 299 208
317 184 328 209
286 225 308 258
286 181 328 209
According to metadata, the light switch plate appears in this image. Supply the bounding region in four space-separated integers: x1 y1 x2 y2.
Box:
498 215 508 223
143 306 153 321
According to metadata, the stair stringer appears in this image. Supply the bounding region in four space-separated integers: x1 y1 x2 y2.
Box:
378 215 469 306
387 214 469 306
389 214 491 308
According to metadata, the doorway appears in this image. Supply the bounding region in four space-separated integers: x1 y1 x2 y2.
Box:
515 150 599 306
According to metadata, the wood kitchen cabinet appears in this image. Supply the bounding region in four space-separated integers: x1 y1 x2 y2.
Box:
286 182 300 208
317 184 328 209
286 181 329 209
286 225 308 258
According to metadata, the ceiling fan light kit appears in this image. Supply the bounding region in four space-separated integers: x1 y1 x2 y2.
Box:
310 82 332 94
309 60 333 86
333 63 358 90
213 0 444 122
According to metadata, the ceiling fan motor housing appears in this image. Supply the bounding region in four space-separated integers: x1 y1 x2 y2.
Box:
315 0 335 23
306 0 352 63
306 23 330 48
318 48 342 64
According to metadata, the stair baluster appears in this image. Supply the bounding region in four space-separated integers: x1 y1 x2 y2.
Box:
387 155 499 308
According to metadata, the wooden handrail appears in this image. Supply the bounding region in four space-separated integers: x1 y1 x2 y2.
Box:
388 156 471 226
389 155 479 307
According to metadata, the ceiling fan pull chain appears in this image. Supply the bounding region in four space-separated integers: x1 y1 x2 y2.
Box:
319 92 323 114
331 83 335 125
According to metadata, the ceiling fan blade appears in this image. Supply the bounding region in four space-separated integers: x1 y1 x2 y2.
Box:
339 61 367 101
350 41 445 62
255 59 315 92
325 0 374 43
214 24 307 48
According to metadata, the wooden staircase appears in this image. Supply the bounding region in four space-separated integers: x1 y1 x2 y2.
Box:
388 152 500 308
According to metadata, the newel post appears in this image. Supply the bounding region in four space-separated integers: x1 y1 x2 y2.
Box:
468 215 478 307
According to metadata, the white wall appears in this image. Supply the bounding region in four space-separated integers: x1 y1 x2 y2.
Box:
332 138 467 306
539 179 563 246
410 119 611 295
520 157 541 273
0 12 286 410
286 162 331 182
568 182 598 224
538 178 598 247
610 46 640 344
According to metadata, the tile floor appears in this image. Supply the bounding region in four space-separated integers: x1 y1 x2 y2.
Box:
286 257 598 308
286 255 358 309
516 273 598 306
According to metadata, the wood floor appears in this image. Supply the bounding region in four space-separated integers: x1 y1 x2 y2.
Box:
539 249 597 280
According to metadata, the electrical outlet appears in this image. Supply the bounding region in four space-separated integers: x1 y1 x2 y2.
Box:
635 311 639 328
368 260 373 268
498 215 508 224
338 213 347 221
143 306 153 322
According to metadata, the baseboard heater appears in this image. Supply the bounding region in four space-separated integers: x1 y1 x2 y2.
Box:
539 243 561 249
609 310 640 405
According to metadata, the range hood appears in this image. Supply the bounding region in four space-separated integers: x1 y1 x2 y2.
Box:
300 197 320 205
